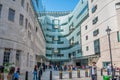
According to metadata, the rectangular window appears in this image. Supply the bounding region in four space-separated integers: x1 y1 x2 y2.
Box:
92 5 97 13
26 3 29 12
19 14 24 26
3 49 10 65
94 39 100 54
117 31 120 42
8 8 15 22
103 62 110 68
26 53 29 67
76 3 88 19
93 29 99 36
86 35 88 40
0 4 2 18
91 0 94 2
36 27 38 32
85 25 88 30
115 2 120 9
16 50 20 66
25 18 28 29
70 37 74 45
92 16 98 25
77 31 80 36
21 0 24 7
28 31 31 39
69 23 74 32
86 46 89 51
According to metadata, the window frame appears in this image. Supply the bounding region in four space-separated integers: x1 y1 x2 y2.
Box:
117 31 120 42
21 0 25 7
8 8 15 22
0 4 2 18
19 14 24 26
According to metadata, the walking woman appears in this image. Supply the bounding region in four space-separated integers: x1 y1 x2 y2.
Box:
7 67 15 80
33 65 38 80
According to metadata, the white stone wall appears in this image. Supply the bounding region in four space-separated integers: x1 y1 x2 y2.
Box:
0 0 45 72
81 0 120 68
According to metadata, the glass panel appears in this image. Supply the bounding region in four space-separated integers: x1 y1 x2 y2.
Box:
117 31 120 42
3 49 10 65
92 5 97 13
19 14 24 25
8 8 15 21
116 2 120 9
92 16 98 25
21 0 24 7
0 4 2 18
94 39 100 54
93 29 99 36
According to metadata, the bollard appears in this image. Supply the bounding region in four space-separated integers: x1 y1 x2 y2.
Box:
59 70 62 79
25 71 28 80
77 69 80 78
85 69 88 77
69 70 72 79
101 68 103 76
50 71 52 80
38 70 41 80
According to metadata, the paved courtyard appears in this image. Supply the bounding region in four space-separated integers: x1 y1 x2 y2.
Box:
4 69 109 80
40 69 103 80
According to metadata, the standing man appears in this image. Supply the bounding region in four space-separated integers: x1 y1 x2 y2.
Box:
107 64 111 75
90 62 97 80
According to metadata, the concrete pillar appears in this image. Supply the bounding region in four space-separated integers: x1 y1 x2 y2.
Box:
0 48 4 65
10 49 16 65
18 51 22 67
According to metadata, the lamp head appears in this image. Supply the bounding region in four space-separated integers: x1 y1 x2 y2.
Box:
106 26 111 35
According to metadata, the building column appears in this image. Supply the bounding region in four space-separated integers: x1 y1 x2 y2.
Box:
10 49 16 65
0 49 4 65
19 51 25 72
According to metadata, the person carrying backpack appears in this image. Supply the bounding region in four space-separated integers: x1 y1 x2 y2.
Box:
13 68 20 80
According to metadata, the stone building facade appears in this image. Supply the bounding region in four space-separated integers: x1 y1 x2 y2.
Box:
0 0 45 72
81 0 120 68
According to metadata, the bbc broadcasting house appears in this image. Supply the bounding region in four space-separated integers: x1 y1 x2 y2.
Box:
0 0 120 73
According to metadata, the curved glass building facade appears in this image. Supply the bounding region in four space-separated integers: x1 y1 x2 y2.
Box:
38 0 89 65
32 0 120 68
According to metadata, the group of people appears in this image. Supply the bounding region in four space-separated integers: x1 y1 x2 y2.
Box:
0 66 20 80
48 64 78 71
7 67 20 80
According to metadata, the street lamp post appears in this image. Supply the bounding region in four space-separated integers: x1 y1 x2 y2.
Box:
106 26 114 79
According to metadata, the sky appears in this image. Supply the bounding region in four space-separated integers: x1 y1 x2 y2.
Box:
42 0 80 11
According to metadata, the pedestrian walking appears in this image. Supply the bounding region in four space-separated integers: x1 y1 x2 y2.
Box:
0 66 4 80
107 64 112 75
33 65 38 80
13 68 20 80
7 67 15 80
89 62 97 80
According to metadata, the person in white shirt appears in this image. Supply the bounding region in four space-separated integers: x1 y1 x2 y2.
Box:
90 62 97 80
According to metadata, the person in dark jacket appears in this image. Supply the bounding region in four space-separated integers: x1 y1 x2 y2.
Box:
0 66 4 80
89 62 97 80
